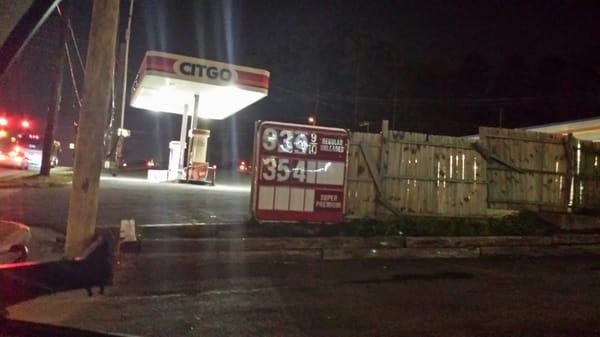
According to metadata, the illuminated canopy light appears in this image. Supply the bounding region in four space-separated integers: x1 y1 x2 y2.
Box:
130 51 269 119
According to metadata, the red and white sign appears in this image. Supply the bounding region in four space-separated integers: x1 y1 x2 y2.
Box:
251 121 348 222
130 51 269 119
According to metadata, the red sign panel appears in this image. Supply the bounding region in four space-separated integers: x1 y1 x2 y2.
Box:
251 121 348 222
188 162 208 181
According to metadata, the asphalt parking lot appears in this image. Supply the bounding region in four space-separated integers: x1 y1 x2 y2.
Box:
8 256 600 337
0 168 251 231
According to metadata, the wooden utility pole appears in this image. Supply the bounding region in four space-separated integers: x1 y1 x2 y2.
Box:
353 63 360 129
41 6 68 176
392 85 397 130
113 0 134 169
498 107 504 128
65 0 120 258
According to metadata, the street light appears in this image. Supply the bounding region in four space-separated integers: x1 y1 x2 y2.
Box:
308 116 316 125
359 121 370 132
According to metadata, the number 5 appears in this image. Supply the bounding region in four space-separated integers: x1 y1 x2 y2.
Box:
276 158 290 181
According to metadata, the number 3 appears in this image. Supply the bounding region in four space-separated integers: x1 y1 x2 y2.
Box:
262 157 276 180
279 130 293 153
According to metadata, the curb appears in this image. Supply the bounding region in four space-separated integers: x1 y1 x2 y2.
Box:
480 244 600 257
322 247 480 260
138 236 406 252
124 234 600 263
136 249 323 263
405 234 600 248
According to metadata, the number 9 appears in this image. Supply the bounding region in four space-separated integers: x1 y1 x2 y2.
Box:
262 128 277 151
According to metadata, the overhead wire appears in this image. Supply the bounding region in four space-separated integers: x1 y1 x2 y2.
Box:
64 41 82 108
56 3 82 133
57 4 85 72
270 84 599 106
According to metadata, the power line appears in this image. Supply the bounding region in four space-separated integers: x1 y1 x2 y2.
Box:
57 4 85 72
65 40 82 108
271 84 599 106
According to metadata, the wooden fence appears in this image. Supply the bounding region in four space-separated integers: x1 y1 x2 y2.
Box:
345 125 600 219
574 140 600 211
479 127 570 211
346 128 487 218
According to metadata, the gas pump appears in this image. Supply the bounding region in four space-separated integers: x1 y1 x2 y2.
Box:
168 140 183 181
186 129 215 184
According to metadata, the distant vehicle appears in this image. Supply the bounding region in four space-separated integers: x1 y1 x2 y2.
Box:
237 160 252 174
19 134 61 169
0 116 60 169
121 158 159 170
0 141 28 170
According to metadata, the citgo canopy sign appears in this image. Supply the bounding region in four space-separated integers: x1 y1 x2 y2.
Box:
251 121 348 222
130 51 269 120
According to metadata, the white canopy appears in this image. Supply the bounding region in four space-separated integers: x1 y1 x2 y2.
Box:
523 116 600 141
130 51 269 119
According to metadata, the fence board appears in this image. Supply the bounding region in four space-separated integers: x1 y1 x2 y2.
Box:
578 141 600 210
346 129 487 218
346 132 380 218
480 127 569 212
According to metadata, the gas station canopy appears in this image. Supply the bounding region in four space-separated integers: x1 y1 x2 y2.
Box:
130 51 270 119
522 116 600 141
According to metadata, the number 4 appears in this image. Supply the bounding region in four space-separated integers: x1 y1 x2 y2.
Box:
292 160 306 182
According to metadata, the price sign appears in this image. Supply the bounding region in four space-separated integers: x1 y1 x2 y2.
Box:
251 121 348 222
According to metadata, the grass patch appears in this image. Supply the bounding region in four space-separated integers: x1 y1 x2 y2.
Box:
138 211 563 239
247 210 560 237
0 169 73 188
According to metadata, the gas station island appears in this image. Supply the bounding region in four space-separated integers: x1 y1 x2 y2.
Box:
130 51 270 182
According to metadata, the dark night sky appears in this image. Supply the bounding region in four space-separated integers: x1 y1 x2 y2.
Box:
1 0 599 166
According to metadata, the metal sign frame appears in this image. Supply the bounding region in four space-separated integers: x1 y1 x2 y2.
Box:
251 121 349 223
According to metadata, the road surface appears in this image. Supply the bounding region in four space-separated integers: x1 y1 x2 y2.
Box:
0 168 251 232
7 256 600 337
